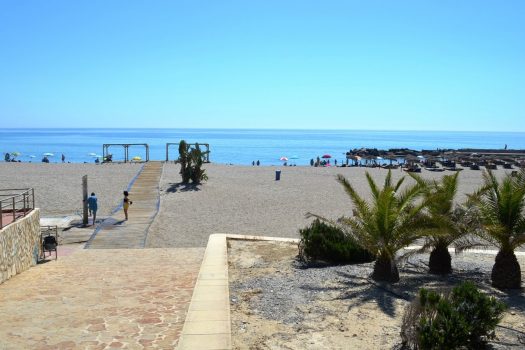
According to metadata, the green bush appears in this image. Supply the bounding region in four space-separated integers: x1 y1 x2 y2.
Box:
401 281 506 349
298 219 375 264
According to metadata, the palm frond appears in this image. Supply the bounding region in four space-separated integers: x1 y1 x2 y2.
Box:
394 174 406 192
365 172 380 200
336 174 371 217
305 212 334 224
510 233 525 250
453 235 490 254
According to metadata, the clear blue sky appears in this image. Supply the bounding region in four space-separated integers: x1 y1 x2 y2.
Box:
1 1 523 131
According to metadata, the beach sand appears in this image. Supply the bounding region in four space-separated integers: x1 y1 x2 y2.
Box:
0 163 142 217
146 163 515 248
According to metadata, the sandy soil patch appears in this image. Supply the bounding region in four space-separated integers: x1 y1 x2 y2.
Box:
147 164 514 248
228 240 525 349
0 163 142 217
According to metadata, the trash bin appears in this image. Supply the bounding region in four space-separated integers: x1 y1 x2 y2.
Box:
275 170 281 181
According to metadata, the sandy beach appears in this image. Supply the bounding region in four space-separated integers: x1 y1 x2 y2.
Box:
146 163 515 248
0 163 142 217
0 162 517 246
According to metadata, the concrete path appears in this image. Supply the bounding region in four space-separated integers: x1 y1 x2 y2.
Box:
0 247 205 349
86 162 163 249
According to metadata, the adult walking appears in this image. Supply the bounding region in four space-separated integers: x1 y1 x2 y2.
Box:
87 192 98 226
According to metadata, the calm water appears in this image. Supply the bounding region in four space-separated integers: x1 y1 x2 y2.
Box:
0 129 524 166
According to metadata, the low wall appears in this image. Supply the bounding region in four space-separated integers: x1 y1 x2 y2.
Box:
0 209 41 284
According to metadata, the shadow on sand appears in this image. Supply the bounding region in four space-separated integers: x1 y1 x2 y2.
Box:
166 182 201 193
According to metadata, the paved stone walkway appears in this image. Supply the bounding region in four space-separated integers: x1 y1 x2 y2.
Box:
86 162 163 249
0 247 205 349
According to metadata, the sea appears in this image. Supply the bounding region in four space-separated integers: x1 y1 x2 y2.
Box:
1 129 524 166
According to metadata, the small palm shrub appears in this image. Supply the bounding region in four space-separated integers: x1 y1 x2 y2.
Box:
189 143 208 183
298 219 375 264
178 140 209 184
410 173 480 275
401 281 506 349
472 169 525 289
335 171 427 282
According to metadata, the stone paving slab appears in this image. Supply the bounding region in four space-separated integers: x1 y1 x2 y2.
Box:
0 247 204 349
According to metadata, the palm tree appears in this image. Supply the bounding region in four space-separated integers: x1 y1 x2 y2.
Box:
410 172 477 274
336 170 427 282
473 169 525 289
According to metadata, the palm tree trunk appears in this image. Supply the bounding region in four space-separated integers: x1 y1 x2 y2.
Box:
429 244 452 275
491 249 521 289
371 255 399 283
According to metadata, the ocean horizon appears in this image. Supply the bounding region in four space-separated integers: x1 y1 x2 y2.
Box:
1 128 524 166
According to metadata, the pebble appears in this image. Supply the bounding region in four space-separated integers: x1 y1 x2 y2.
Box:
230 248 522 342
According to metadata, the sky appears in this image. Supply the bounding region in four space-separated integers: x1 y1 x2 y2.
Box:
0 1 524 131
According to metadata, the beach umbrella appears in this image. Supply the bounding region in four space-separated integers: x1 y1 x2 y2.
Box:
43 152 54 157
88 152 97 156
322 154 331 159
28 155 36 158
279 156 288 161
11 152 21 157
132 156 142 161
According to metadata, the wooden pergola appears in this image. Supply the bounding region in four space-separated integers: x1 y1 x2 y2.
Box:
165 143 210 163
102 144 150 163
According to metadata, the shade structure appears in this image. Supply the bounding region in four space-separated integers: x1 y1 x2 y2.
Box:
289 156 299 160
43 152 54 157
322 154 331 159
279 156 288 161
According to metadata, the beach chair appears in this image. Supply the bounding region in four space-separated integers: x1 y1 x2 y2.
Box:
40 225 58 261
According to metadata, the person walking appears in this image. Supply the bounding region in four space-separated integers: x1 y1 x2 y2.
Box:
87 192 98 226
61 154 65 163
123 191 132 220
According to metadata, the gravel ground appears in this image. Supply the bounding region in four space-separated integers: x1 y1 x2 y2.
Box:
147 163 516 248
229 240 525 349
0 162 142 217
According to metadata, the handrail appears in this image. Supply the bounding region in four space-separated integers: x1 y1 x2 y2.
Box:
0 188 35 229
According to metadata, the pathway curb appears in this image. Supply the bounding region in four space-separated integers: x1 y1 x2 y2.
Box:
177 234 298 350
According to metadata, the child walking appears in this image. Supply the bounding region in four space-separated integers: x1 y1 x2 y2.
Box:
123 191 132 220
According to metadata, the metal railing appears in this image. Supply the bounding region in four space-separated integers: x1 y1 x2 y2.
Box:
0 188 35 229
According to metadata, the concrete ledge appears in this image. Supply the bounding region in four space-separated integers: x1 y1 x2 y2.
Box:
177 233 298 350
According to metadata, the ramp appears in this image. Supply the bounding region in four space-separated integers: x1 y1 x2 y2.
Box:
86 161 163 249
